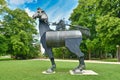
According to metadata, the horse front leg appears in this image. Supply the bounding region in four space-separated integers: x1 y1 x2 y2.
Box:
45 48 56 73
48 57 56 72
41 34 56 73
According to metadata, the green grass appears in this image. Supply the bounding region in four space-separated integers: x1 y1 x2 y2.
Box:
92 58 118 62
0 60 120 80
100 58 118 62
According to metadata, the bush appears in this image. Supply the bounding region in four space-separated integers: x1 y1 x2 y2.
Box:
12 44 40 59
53 47 77 59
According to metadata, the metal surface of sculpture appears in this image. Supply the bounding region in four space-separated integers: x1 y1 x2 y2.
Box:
52 19 66 31
33 8 89 73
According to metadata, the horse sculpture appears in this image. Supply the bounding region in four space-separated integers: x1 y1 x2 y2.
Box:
33 8 90 73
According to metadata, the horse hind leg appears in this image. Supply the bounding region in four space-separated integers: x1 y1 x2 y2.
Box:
65 38 85 71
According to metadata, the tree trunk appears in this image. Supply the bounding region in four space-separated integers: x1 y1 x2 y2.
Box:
105 53 107 59
88 50 91 60
118 47 120 62
100 50 103 59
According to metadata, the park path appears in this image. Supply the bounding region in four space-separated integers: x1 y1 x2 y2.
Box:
32 58 120 65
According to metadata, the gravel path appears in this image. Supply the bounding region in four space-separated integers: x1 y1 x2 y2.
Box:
32 58 120 64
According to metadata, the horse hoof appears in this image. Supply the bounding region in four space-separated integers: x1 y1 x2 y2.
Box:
78 65 85 70
72 69 83 74
42 69 55 74
72 65 85 72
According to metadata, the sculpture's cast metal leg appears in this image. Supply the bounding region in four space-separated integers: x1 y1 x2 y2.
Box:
46 58 56 73
65 38 85 72
72 57 85 73
41 34 56 73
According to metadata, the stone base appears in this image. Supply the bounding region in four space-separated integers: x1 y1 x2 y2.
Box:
70 70 98 75
42 71 56 74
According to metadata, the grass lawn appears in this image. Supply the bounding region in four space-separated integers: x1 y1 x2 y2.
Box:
92 58 118 62
0 59 120 80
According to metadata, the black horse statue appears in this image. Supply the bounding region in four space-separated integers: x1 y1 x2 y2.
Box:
33 8 89 73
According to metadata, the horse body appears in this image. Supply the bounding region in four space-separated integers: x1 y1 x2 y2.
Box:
33 8 85 73
46 30 82 47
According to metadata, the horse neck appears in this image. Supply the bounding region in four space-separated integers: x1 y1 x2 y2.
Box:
39 20 51 35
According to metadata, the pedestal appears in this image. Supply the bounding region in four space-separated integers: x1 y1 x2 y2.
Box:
42 71 56 74
69 70 98 75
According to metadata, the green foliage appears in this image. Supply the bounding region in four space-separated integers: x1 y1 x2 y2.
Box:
0 34 8 55
70 0 120 59
1 8 39 59
96 15 120 52
0 0 6 13
53 47 76 59
85 39 94 51
0 0 6 4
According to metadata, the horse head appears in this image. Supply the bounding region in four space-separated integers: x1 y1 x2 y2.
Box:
32 8 48 23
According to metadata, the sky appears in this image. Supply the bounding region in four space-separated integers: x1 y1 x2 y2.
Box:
6 0 78 22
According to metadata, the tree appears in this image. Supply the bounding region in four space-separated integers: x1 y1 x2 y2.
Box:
85 39 94 60
95 0 120 58
1 8 38 59
70 0 120 59
96 15 120 59
0 34 8 55
69 0 100 59
0 0 8 56
0 0 6 13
